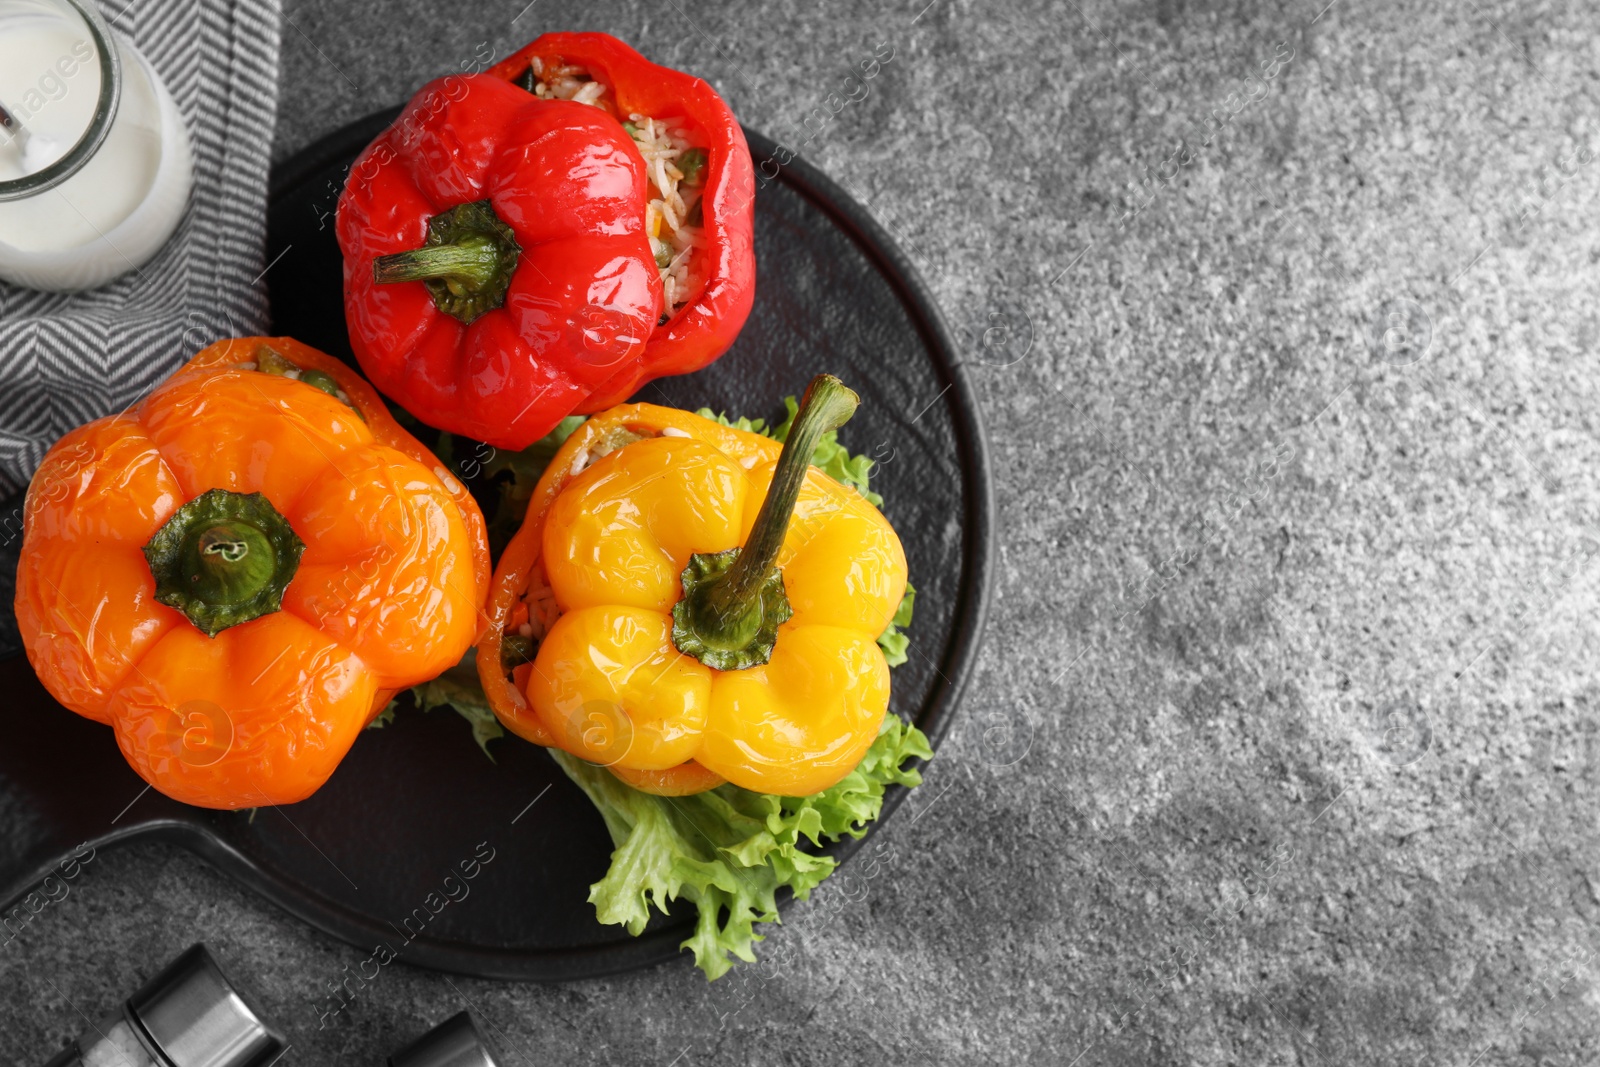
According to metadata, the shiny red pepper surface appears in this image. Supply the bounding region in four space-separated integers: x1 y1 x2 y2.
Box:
337 73 663 450
488 32 757 410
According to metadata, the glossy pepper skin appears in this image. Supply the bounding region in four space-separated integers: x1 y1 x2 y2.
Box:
488 31 758 410
14 338 490 809
337 73 663 450
477 379 906 797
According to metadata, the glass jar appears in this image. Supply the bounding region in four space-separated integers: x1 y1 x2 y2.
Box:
0 0 192 291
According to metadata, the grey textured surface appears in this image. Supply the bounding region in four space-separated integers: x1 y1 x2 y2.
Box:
7 0 1600 1063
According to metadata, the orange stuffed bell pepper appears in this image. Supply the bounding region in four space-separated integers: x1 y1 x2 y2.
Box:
14 338 490 809
477 375 906 797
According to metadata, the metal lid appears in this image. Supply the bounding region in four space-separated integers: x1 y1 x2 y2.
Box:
389 1012 500 1067
125 944 285 1067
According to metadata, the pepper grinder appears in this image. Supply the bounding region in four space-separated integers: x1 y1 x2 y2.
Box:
389 1011 500 1067
43 944 284 1067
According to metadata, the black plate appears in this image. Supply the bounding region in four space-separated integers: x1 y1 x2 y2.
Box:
0 109 992 980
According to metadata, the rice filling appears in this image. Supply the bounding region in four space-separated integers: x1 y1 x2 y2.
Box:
526 58 707 322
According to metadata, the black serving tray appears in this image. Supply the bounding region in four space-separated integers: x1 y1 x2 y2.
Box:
0 110 992 980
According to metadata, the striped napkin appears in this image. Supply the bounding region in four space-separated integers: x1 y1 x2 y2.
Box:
0 0 283 500
0 0 282 656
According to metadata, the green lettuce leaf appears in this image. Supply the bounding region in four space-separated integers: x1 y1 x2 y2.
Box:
877 582 916 667
372 648 504 760
693 408 773 435
550 713 932 979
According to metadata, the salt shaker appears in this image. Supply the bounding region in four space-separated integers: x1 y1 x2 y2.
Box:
389 1011 501 1067
43 944 284 1067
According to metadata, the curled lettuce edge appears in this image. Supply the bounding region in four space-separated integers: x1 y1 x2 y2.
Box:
551 713 932 979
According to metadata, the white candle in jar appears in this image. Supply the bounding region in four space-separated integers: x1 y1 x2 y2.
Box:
0 0 191 292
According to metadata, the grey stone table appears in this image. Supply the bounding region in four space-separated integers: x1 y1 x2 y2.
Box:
8 0 1600 1063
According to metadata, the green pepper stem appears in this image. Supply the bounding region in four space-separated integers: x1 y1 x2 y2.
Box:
373 236 503 290
144 490 306 638
191 522 275 599
672 375 858 669
718 375 857 611
370 199 521 326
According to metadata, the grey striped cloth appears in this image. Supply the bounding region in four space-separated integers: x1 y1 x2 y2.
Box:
0 0 283 501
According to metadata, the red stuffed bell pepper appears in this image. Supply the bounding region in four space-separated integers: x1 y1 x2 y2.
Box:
338 35 755 451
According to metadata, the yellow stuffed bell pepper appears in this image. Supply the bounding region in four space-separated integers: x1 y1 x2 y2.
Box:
478 375 907 797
